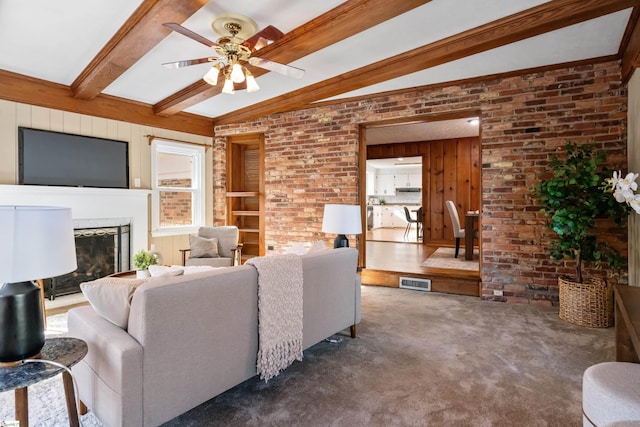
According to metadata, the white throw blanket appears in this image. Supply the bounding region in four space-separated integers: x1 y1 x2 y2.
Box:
246 254 303 381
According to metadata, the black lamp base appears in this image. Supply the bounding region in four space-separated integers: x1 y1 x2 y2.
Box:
333 234 350 248
0 281 45 364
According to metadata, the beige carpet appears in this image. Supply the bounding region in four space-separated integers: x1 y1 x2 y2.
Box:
2 286 613 426
421 247 479 271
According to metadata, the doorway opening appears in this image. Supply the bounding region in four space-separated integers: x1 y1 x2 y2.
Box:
366 156 423 244
360 114 481 283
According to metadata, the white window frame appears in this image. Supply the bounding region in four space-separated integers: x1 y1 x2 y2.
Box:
151 139 205 237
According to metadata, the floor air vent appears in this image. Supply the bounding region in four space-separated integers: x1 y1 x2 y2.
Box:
399 277 431 292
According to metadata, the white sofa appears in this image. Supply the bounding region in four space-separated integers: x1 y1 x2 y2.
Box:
67 248 361 427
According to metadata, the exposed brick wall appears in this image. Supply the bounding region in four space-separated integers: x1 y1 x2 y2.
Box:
214 60 628 305
159 178 192 226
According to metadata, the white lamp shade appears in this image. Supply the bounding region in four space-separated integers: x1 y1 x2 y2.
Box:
245 72 260 92
0 206 77 283
322 204 362 235
202 66 219 85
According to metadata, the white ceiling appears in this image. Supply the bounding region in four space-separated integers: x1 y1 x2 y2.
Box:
0 1 635 129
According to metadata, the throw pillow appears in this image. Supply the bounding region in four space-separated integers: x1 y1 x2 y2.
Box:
285 242 306 255
307 240 328 253
80 277 147 329
148 265 185 277
182 265 217 274
189 235 219 258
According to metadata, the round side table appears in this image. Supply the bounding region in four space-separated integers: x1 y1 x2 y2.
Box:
0 337 88 427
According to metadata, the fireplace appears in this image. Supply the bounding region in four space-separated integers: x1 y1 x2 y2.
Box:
45 224 131 300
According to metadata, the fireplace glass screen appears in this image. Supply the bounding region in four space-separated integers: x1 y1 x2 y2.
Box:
45 224 131 300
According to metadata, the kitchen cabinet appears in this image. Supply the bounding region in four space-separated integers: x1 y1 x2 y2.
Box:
375 174 395 196
408 173 421 188
379 206 408 228
371 205 419 229
395 173 421 188
395 173 409 188
372 206 383 229
366 171 376 196
381 207 393 227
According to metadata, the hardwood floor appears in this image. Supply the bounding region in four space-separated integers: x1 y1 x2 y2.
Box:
363 227 481 297
365 227 432 273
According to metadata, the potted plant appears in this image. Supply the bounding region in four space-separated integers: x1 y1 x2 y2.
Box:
132 249 159 278
533 142 632 327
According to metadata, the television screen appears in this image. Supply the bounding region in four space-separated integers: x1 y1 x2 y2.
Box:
18 127 129 189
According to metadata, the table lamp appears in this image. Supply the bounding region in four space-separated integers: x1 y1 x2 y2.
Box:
321 204 362 248
0 206 77 365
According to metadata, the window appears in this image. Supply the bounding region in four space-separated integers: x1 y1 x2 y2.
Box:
151 139 205 237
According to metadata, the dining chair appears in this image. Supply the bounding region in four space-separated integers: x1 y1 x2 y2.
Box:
403 207 422 241
445 201 465 258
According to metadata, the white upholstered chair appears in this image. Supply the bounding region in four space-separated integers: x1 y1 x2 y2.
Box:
445 200 465 258
180 226 242 267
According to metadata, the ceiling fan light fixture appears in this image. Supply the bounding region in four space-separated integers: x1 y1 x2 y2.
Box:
202 64 220 86
222 76 235 94
245 70 260 92
230 62 245 83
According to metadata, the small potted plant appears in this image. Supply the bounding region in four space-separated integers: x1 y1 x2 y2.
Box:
132 249 159 278
533 142 632 327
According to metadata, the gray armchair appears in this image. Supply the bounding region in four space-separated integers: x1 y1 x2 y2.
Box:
180 226 242 267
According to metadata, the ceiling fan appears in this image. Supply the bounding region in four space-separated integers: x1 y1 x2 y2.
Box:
162 14 304 94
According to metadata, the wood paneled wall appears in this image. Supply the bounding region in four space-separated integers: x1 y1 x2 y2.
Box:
367 136 481 244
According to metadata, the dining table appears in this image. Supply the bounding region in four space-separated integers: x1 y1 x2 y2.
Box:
464 210 479 260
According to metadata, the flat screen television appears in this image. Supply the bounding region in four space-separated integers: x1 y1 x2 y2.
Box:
18 127 129 189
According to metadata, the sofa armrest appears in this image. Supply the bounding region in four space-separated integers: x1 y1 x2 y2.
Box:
67 306 144 427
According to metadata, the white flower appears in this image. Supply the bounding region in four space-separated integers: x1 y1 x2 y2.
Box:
618 172 639 192
608 170 640 214
609 170 622 191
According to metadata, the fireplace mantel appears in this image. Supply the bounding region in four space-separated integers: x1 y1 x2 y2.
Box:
0 185 151 255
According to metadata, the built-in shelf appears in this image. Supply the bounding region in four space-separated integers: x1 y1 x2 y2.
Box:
226 191 259 197
226 134 265 260
232 210 259 216
238 228 259 233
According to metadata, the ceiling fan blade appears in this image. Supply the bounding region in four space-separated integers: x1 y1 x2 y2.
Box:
162 57 216 69
243 25 284 51
248 57 305 79
163 23 219 48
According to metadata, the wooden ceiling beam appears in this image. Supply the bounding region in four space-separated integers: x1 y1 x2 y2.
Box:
621 7 640 83
214 0 640 125
71 0 208 100
153 0 432 116
1 69 213 136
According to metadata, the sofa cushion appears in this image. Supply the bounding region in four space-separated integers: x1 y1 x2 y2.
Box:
80 277 147 328
189 235 219 258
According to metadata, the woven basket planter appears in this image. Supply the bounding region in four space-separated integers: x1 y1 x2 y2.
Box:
558 276 613 328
